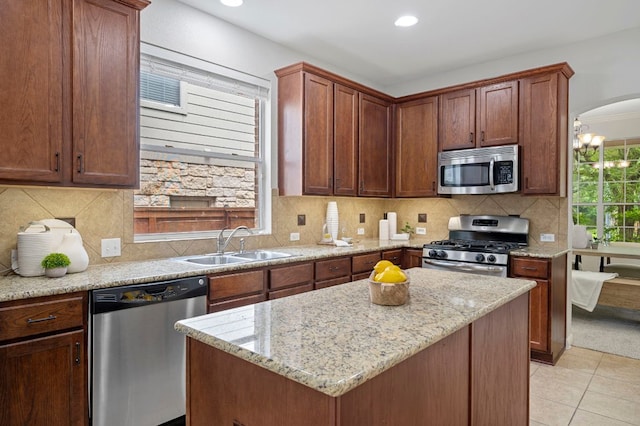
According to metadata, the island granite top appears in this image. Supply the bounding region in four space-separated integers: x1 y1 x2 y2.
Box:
175 267 536 397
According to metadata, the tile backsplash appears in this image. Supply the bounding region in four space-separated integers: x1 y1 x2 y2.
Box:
0 186 567 271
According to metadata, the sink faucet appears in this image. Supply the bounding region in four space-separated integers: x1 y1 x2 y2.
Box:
217 226 253 254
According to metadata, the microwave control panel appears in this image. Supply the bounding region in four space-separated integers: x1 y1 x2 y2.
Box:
494 161 514 184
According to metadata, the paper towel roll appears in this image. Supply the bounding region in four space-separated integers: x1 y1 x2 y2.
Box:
387 212 397 236
379 219 389 240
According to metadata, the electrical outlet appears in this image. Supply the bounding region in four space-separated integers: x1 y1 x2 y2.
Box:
416 227 427 235
540 233 555 242
359 213 366 223
297 215 306 226
418 214 427 223
289 232 300 241
357 227 365 235
101 238 121 257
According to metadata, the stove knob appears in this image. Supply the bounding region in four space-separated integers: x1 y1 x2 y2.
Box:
487 255 496 263
428 249 438 258
475 254 485 262
437 250 447 259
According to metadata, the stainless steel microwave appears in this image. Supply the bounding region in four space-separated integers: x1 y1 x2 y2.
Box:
438 144 518 195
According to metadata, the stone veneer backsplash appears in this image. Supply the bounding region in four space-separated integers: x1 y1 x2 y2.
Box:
0 186 567 271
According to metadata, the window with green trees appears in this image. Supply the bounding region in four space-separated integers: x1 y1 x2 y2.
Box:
573 139 640 242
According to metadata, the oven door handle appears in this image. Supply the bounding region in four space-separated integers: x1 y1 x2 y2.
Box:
489 157 495 190
423 258 505 274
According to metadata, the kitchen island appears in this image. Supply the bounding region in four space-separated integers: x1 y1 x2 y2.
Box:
176 268 536 425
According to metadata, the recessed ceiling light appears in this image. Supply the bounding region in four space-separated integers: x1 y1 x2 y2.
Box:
394 15 418 27
220 0 243 7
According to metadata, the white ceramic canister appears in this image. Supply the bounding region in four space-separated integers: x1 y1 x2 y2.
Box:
326 201 339 241
56 231 89 273
17 231 53 277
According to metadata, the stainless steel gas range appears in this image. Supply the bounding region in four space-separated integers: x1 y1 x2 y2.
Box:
422 215 529 277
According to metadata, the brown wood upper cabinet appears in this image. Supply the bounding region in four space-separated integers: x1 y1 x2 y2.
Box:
276 63 392 197
358 94 392 197
520 71 569 196
395 96 438 197
439 81 519 151
0 0 149 188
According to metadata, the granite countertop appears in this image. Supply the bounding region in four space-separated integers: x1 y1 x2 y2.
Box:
175 267 536 397
510 246 570 258
0 239 424 303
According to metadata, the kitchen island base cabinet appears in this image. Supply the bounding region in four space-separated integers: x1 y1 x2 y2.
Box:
185 293 529 425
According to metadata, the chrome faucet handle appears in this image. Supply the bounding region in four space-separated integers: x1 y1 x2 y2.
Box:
239 238 246 253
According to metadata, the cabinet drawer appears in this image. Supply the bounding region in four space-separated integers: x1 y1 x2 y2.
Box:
208 270 265 302
352 271 372 281
269 263 314 290
315 257 351 281
208 294 266 313
510 257 549 279
382 249 402 265
0 292 86 342
268 283 314 300
315 276 351 290
352 252 381 274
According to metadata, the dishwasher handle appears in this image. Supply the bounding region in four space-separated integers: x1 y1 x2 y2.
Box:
92 276 207 314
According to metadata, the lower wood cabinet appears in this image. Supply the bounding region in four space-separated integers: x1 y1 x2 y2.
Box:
269 263 314 300
351 252 381 281
0 292 88 425
315 257 351 289
510 254 567 364
402 248 424 269
208 269 266 312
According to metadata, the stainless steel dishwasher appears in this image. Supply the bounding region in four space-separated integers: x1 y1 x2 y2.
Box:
90 276 207 426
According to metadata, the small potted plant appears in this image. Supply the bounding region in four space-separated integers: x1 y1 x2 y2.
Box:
400 222 415 239
41 253 71 278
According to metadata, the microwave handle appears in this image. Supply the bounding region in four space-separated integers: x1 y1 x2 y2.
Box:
489 157 495 190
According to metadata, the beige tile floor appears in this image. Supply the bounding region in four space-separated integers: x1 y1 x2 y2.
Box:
530 347 640 425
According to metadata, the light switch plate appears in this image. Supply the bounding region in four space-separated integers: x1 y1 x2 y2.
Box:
357 227 365 235
289 232 300 241
540 233 555 242
101 238 121 257
416 227 427 235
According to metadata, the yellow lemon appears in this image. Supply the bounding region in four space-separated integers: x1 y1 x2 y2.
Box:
383 265 401 272
373 260 394 274
376 268 407 283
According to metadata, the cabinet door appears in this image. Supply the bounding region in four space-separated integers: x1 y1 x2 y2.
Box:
333 84 358 196
382 249 403 266
303 73 334 195
529 280 549 352
520 73 563 195
439 89 475 151
0 0 64 183
0 330 86 426
402 249 424 269
477 81 519 147
72 0 140 186
395 97 438 197
358 93 392 197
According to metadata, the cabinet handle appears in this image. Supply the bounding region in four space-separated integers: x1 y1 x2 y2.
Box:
359 181 364 191
77 154 84 173
432 181 436 191
469 132 474 144
481 131 485 141
522 266 538 271
27 314 57 324
329 177 333 189
525 177 529 189
75 342 81 365
54 152 60 172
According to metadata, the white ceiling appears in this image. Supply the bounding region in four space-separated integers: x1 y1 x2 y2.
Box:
177 0 640 87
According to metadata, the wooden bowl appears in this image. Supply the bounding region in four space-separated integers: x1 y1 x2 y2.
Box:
368 271 410 306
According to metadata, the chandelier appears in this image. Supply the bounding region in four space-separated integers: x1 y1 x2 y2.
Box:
573 117 605 161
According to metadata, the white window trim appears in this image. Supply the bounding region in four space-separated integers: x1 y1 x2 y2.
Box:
135 43 272 243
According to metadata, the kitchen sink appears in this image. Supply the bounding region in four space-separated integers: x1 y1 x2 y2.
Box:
173 250 294 266
181 254 251 266
233 250 294 260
